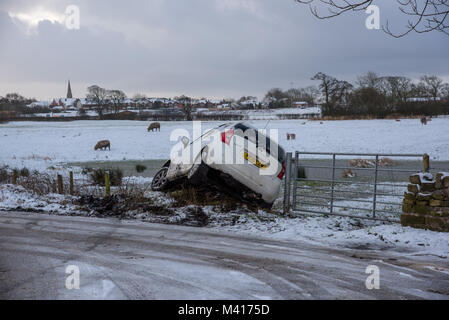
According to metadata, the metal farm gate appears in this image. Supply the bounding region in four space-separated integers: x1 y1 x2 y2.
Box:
283 151 429 222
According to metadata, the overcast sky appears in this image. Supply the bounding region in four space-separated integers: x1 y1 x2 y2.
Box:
0 0 448 100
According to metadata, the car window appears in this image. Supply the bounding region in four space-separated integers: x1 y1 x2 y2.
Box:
233 122 286 164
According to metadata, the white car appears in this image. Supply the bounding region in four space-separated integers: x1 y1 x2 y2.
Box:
151 122 287 207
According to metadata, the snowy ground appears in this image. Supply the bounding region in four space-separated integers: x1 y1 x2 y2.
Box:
1 118 448 259
1 183 447 258
0 117 448 170
2 210 448 300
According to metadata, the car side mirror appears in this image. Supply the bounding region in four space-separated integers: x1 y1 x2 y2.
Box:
181 136 190 147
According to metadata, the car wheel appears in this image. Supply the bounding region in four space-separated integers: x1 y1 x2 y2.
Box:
151 167 169 191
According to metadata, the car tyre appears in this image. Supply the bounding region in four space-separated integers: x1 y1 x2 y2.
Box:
151 167 169 191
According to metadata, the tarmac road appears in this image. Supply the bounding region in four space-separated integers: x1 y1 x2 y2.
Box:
0 210 448 300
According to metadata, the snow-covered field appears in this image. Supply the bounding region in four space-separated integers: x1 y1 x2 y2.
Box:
0 117 448 170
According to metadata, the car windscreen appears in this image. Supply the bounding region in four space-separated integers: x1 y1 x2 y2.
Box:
233 123 286 164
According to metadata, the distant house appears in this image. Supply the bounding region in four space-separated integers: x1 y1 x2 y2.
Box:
195 108 209 114
292 101 309 109
60 98 82 109
216 103 231 109
27 101 52 108
406 97 441 102
239 98 258 109
261 96 276 108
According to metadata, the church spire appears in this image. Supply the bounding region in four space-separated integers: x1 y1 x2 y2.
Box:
67 80 73 98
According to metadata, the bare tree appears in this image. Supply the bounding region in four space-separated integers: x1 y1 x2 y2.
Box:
86 85 108 117
265 88 287 101
441 83 449 99
419 75 444 100
378 76 412 103
311 72 353 108
295 0 449 37
175 95 194 120
356 71 381 89
302 86 320 105
108 90 127 114
286 86 319 105
5 93 26 103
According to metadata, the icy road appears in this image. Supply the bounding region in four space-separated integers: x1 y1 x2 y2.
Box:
0 211 448 300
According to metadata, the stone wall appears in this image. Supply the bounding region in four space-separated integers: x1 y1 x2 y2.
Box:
401 172 449 232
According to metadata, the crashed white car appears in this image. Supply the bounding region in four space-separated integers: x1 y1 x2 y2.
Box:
151 122 287 207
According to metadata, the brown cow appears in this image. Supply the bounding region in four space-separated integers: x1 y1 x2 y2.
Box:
94 140 110 151
147 122 161 132
286 133 296 140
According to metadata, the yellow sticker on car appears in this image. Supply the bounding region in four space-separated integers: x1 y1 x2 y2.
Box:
244 152 268 169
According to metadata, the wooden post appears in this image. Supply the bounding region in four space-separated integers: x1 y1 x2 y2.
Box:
57 174 63 194
69 171 74 195
105 172 110 197
423 154 430 173
283 152 292 215
12 170 18 184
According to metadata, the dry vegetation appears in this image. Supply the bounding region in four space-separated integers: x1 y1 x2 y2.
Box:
349 158 393 168
169 185 244 211
0 165 265 226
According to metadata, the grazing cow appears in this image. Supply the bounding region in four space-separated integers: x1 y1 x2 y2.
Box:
420 117 427 125
395 119 401 122
94 140 110 151
148 122 161 132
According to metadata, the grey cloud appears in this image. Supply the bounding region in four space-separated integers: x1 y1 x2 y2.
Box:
0 0 448 100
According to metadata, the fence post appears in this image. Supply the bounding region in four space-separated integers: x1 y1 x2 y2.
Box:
330 154 336 214
292 151 299 211
12 170 18 185
283 152 292 215
69 171 74 195
423 154 430 173
57 174 63 194
105 172 111 197
372 154 379 219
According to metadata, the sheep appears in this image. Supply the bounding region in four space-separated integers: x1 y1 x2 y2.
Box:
94 140 110 151
147 122 161 132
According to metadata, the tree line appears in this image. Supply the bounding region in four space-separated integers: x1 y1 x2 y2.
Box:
264 72 449 117
0 93 39 114
85 85 127 117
